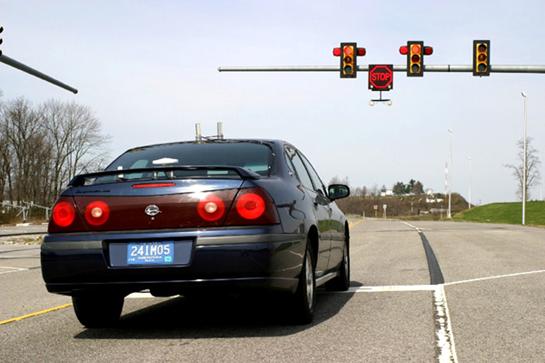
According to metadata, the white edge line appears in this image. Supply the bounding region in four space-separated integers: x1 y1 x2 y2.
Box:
441 284 459 363
334 284 437 293
433 284 458 363
0 266 29 275
126 292 156 299
445 269 545 286
401 221 422 233
126 285 439 298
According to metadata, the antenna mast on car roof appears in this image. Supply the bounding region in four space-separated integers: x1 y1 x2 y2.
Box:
194 122 224 142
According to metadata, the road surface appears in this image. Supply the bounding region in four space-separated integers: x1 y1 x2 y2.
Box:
1 219 545 362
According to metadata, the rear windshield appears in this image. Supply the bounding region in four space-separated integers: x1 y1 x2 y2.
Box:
104 142 273 178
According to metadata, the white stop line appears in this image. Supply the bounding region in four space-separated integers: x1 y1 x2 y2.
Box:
127 283 458 363
0 266 28 275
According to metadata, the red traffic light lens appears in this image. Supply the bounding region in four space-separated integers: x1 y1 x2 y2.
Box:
357 47 366 56
343 46 354 56
332 47 341 56
424 46 433 55
478 43 487 52
411 44 421 54
399 46 408 55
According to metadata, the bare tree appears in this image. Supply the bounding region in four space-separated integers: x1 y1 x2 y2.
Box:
0 98 46 203
505 137 541 201
0 97 110 207
41 100 109 199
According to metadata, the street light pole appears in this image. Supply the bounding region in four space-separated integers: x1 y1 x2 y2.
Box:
468 156 472 209
521 92 528 225
447 129 453 219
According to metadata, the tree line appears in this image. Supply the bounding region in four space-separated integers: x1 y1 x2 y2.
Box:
0 96 109 207
329 176 426 197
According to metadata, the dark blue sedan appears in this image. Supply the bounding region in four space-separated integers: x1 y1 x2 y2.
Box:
41 139 350 327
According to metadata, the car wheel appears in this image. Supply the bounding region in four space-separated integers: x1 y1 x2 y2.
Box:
72 293 124 328
292 242 316 324
326 239 350 291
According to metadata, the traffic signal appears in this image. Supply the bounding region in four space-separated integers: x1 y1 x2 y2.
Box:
0 26 3 56
399 41 433 77
333 42 365 78
473 40 490 76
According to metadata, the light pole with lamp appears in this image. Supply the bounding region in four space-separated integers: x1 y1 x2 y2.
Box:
468 156 472 209
521 92 528 225
447 129 453 219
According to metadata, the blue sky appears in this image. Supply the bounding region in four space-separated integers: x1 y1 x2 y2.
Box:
1 0 544 203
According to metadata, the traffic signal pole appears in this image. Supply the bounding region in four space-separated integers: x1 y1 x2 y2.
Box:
0 54 78 94
218 64 545 74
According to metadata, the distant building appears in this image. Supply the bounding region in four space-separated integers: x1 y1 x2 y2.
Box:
380 189 394 197
425 189 444 203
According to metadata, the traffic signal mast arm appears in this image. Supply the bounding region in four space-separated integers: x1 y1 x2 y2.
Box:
218 64 545 73
0 24 77 94
0 54 78 94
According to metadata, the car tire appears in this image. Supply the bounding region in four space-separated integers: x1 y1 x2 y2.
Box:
291 241 316 324
326 239 350 291
72 293 124 328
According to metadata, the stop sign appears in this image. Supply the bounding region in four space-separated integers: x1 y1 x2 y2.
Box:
368 64 393 91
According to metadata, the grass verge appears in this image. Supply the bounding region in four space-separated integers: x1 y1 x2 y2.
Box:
453 201 545 226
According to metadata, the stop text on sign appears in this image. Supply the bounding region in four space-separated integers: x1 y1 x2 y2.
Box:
368 64 393 91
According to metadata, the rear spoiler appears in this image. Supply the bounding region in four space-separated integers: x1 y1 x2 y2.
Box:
68 165 260 187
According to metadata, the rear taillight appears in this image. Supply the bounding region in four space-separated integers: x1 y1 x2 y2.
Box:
226 188 279 225
84 200 110 226
52 200 76 227
193 188 278 226
236 193 265 220
196 194 226 222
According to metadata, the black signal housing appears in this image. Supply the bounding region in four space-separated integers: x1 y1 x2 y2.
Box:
407 41 424 77
340 42 357 78
473 40 490 77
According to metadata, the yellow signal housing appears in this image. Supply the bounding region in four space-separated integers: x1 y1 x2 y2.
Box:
340 42 357 78
473 40 490 76
407 41 424 77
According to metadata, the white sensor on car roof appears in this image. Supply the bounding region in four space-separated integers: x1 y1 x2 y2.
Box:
152 158 179 165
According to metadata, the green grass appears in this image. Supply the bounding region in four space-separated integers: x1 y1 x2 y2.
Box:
454 201 545 226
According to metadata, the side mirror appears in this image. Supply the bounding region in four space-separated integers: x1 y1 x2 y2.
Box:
328 184 350 200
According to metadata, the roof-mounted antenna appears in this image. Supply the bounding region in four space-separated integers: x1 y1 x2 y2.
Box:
195 123 202 143
217 122 224 140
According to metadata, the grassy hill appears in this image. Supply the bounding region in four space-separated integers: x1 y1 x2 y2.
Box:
454 201 545 226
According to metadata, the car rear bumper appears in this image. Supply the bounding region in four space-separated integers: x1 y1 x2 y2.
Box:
41 226 306 296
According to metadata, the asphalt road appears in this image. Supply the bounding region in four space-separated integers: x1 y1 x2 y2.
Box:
0 224 47 237
1 219 545 362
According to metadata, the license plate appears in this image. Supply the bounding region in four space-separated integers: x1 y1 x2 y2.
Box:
127 241 174 265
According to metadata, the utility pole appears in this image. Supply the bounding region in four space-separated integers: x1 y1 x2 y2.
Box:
468 156 472 209
447 129 453 219
521 92 528 225
444 161 448 219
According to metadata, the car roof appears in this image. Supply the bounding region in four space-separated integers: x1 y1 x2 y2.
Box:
125 139 287 153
